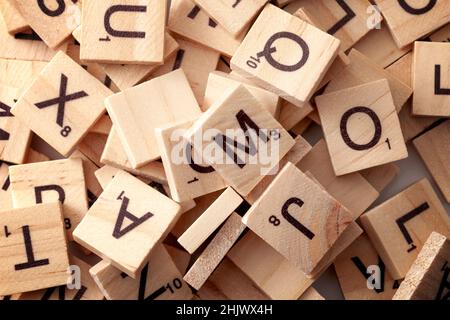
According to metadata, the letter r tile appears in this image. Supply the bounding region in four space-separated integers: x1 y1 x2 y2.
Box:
73 170 181 278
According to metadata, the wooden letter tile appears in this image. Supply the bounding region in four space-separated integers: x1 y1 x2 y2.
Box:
0 162 13 210
168 0 244 57
185 84 295 196
155 119 226 203
360 178 450 280
242 162 354 274
90 244 192 300
0 203 69 296
183 212 247 290
9 158 88 240
0 0 27 34
106 69 202 168
178 187 242 254
73 171 181 278
227 231 315 300
413 41 450 117
334 234 401 300
413 121 450 203
0 85 32 164
14 0 81 48
231 4 340 107
81 0 166 64
393 232 450 300
374 0 450 48
193 0 268 36
316 79 408 176
12 51 113 156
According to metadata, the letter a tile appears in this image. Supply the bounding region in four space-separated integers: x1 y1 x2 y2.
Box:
0 203 69 296
12 51 113 157
242 162 354 275
231 4 340 107
185 84 295 196
316 79 408 176
81 0 166 64
9 159 89 241
73 170 182 278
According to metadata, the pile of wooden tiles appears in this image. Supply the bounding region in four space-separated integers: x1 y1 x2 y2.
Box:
0 0 449 301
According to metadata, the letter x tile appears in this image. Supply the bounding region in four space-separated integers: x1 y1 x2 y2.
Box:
12 51 113 156
73 170 182 278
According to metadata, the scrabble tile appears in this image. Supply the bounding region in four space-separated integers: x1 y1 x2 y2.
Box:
184 212 247 290
81 0 165 64
413 41 450 117
73 171 181 278
185 84 295 196
168 0 244 57
246 136 312 204
297 140 379 218
106 69 202 168
70 150 102 208
0 162 13 210
155 120 226 203
9 158 88 240
102 32 179 90
285 0 376 52
374 0 450 48
317 79 408 176
325 49 413 111
393 232 450 300
18 256 104 300
90 244 192 300
95 165 122 190
178 187 242 254
352 21 410 68
0 22 57 63
193 0 268 36
14 0 81 48
0 59 47 94
196 257 270 300
101 128 167 184
414 121 450 203
12 51 113 156
0 202 69 296
334 234 401 300
204 71 280 117
227 231 315 300
360 178 450 280
0 85 32 164
243 162 353 274
152 38 220 105
171 190 223 238
0 0 27 34
231 4 340 107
